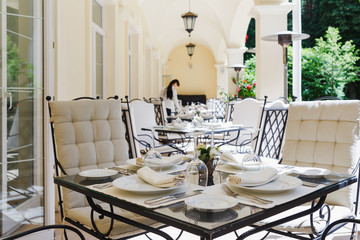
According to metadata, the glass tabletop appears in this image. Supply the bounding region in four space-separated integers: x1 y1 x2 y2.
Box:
54 169 356 239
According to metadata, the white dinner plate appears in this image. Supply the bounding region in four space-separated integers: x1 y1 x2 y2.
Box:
235 174 280 187
294 167 331 178
185 194 238 212
227 175 302 193
126 158 175 170
112 175 183 194
79 169 118 180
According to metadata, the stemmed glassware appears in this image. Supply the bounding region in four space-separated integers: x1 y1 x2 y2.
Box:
185 132 208 187
241 128 262 172
143 128 163 172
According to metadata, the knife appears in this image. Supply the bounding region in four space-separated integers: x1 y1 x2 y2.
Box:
144 190 203 206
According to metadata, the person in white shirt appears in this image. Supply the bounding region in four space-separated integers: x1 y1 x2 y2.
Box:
160 79 181 116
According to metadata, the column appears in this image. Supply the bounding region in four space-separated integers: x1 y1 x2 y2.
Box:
292 0 302 101
215 64 229 98
254 2 294 100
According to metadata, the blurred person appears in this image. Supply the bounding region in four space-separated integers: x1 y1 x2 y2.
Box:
161 79 181 116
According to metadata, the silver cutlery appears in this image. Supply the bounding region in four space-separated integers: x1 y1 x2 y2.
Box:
301 181 319 187
109 167 137 175
221 184 273 205
92 182 113 189
144 190 203 206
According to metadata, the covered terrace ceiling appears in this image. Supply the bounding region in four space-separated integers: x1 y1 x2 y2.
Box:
137 0 255 63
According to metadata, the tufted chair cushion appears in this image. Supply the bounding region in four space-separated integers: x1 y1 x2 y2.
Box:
282 100 360 209
50 99 130 212
257 100 360 234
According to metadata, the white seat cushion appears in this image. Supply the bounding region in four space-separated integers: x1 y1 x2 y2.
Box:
67 203 161 238
257 205 353 234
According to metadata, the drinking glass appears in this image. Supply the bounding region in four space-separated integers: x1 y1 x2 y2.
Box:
143 129 163 171
242 128 262 172
186 132 208 187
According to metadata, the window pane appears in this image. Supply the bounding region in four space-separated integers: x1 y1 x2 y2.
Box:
92 0 102 27
96 32 103 98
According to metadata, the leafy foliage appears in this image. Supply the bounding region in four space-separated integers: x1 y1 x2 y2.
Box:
302 0 360 52
6 36 33 87
288 27 359 100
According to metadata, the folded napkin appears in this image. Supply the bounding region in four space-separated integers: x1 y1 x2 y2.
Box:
137 166 185 188
228 168 278 186
221 151 244 164
136 154 184 165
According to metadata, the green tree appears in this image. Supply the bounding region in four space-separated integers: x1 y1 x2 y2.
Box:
288 27 360 100
302 0 360 51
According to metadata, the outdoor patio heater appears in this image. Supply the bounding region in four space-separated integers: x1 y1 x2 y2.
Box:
262 31 309 100
229 64 247 85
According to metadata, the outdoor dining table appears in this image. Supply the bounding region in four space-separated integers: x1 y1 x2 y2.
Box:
152 122 247 148
54 164 357 240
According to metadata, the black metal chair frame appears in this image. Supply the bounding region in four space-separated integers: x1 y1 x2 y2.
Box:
46 96 168 240
321 218 359 240
259 161 360 240
254 106 289 160
2 224 85 240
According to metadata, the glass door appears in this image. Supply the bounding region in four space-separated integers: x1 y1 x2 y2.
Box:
0 0 44 237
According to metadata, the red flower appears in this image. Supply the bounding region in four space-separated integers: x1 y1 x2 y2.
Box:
243 79 247 83
245 35 248 44
246 85 252 90
253 83 256 86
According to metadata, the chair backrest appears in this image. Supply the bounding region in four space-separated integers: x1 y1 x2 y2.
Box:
120 98 138 159
128 99 158 155
255 100 289 159
225 98 242 122
146 97 167 126
282 100 360 209
49 98 129 212
232 98 265 128
207 98 227 121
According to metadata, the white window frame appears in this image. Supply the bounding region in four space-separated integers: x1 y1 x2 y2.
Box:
92 0 105 99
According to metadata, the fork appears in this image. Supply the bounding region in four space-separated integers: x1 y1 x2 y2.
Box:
221 184 273 205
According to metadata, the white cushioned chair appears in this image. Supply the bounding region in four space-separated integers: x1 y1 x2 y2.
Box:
128 99 185 156
48 98 161 239
257 100 360 238
220 98 266 153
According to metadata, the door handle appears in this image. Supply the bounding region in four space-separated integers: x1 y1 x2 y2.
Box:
5 92 12 109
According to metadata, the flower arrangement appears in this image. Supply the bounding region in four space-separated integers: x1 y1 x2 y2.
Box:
197 143 219 163
232 77 256 99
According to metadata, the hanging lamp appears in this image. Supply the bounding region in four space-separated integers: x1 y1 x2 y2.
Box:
181 0 197 36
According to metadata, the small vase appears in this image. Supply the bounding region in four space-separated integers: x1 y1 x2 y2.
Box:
204 158 218 186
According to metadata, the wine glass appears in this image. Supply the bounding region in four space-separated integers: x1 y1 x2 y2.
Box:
185 132 208 187
143 129 163 172
241 128 262 172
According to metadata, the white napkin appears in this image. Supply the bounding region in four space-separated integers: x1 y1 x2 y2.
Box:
136 154 184 165
228 168 278 186
221 151 244 164
137 166 185 188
